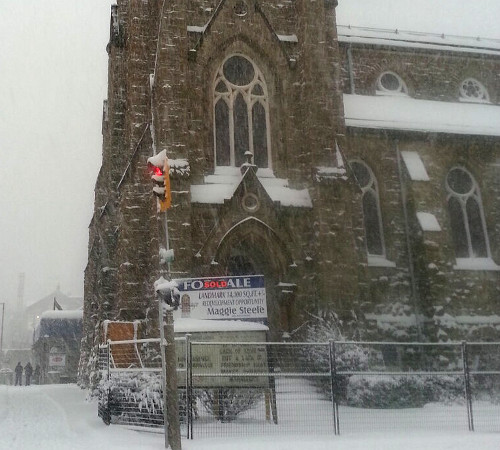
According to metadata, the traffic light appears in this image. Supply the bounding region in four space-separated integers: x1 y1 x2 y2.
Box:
147 150 171 211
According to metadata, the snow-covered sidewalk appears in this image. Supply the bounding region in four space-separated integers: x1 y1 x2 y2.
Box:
0 384 499 450
0 384 159 450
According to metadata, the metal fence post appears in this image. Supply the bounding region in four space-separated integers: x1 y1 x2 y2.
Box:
461 340 474 432
329 340 340 435
107 339 111 381
106 340 112 425
186 334 193 439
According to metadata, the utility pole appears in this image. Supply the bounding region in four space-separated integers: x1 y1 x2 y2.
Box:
158 297 182 450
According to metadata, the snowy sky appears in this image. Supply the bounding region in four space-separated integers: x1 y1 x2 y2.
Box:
0 0 499 310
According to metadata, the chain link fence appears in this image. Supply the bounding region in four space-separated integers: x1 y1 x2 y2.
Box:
97 337 189 434
97 339 500 437
187 342 334 438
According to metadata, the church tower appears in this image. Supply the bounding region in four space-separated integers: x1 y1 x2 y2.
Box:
81 0 365 384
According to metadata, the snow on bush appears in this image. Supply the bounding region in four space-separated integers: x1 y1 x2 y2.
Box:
199 388 263 422
98 372 164 426
301 313 369 373
346 375 427 408
300 312 369 401
300 312 474 408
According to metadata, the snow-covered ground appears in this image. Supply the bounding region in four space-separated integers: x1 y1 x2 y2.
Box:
0 384 499 450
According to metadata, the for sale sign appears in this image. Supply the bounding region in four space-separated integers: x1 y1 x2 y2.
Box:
174 275 267 321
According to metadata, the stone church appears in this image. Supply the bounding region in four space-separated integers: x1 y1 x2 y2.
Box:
80 0 500 382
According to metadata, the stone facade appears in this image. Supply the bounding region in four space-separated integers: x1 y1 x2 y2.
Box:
80 1 500 385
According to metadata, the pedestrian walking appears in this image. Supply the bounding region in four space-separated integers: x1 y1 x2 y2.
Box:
14 362 23 386
34 364 41 385
24 362 33 386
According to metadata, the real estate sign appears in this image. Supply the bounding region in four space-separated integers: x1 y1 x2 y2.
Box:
175 275 267 321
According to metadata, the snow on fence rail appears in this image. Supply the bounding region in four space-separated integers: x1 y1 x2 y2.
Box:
97 340 500 437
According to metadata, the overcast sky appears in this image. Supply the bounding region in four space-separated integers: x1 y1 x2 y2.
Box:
0 1 499 310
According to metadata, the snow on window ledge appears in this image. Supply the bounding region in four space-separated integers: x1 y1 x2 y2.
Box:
401 151 430 181
416 212 441 231
458 97 491 105
375 89 409 97
276 34 298 43
453 258 500 271
367 255 396 268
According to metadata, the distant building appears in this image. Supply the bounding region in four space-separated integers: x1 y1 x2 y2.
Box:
2 287 82 350
33 310 83 384
26 287 83 331
81 1 500 386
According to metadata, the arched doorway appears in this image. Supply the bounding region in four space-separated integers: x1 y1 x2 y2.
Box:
212 218 294 340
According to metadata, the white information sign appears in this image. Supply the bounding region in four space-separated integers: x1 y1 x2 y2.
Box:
49 354 66 367
174 275 267 321
175 329 269 388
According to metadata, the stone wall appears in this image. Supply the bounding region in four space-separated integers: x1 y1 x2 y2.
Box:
340 44 500 103
81 1 500 386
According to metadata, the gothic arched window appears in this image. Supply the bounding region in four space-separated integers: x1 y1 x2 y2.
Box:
214 55 271 168
446 167 489 258
351 161 385 256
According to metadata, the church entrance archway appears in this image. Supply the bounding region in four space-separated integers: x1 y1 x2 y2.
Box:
212 218 294 340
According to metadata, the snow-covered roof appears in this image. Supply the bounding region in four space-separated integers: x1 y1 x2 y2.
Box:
40 310 83 320
191 167 312 207
343 94 500 137
337 25 500 56
34 310 83 341
25 289 83 316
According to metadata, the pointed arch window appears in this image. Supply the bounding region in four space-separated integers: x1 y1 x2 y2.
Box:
351 161 386 258
446 167 490 259
214 55 271 168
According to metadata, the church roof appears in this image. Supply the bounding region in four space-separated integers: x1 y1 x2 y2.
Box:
337 25 500 56
343 94 500 137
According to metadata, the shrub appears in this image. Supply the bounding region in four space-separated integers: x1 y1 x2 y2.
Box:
98 372 164 426
199 388 263 422
346 375 426 408
300 313 369 400
422 374 465 404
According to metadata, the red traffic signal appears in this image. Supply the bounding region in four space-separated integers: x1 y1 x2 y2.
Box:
147 150 171 211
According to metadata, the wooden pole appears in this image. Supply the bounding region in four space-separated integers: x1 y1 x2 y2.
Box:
164 309 182 450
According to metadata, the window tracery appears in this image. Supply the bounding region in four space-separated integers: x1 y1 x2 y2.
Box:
214 55 271 168
459 78 490 103
351 160 385 256
376 71 408 96
446 167 490 259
